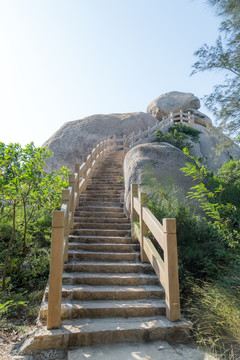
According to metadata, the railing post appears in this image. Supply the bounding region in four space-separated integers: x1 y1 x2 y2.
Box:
69 174 76 228
75 164 80 198
62 189 70 263
131 184 138 241
163 218 180 321
47 211 64 329
180 109 183 123
139 192 149 263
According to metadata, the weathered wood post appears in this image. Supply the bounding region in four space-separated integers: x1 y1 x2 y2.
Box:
163 218 180 321
131 184 138 241
69 174 76 228
47 210 64 329
139 192 149 263
180 109 183 123
62 189 70 263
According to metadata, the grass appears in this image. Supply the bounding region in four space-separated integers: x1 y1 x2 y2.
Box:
181 263 240 359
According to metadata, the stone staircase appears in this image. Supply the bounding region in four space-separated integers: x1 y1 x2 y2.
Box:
23 150 189 352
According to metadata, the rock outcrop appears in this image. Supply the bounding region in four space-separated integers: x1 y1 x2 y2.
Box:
123 142 197 213
43 112 157 172
188 123 240 172
124 125 240 212
147 91 200 121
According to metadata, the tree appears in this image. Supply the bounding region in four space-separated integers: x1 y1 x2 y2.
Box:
192 0 240 138
0 142 69 290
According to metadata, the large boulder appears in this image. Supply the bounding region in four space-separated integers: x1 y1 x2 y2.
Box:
123 142 197 213
147 91 200 121
124 126 240 213
43 112 157 172
188 123 240 172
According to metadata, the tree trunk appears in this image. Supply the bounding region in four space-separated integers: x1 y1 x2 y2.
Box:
2 204 16 291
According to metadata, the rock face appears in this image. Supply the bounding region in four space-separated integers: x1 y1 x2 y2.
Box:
124 126 240 212
147 91 200 121
124 142 198 213
43 112 157 172
189 123 240 172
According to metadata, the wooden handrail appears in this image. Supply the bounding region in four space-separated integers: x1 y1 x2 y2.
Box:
130 183 180 322
126 110 195 150
47 137 118 330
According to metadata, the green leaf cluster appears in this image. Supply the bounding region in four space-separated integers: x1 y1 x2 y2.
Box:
0 142 70 295
155 123 201 151
192 0 240 138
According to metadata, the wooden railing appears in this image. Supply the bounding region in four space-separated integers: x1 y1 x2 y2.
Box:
131 184 180 321
127 110 195 149
47 137 124 329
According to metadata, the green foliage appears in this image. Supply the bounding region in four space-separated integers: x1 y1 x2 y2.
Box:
181 152 240 249
182 265 240 359
0 142 70 294
155 123 201 151
192 0 240 138
143 158 240 357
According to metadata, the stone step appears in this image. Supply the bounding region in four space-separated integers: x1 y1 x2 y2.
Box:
74 211 126 218
68 235 134 244
40 299 166 321
70 228 130 237
46 284 165 301
86 185 123 191
64 261 154 274
62 272 159 286
77 201 123 207
73 223 131 230
68 242 139 252
75 206 123 213
82 190 122 195
79 194 121 200
25 316 190 350
74 217 128 224
68 250 139 262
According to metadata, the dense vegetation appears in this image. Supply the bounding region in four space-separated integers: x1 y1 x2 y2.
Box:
143 135 240 358
155 123 201 151
192 0 240 138
0 142 69 328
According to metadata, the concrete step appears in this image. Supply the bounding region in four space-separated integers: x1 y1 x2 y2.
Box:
74 211 127 218
82 190 122 195
75 206 124 213
77 201 123 207
74 217 128 224
24 316 190 350
40 299 166 321
68 235 134 244
73 223 131 230
70 229 130 237
68 250 140 262
46 284 165 301
86 185 123 191
68 243 139 252
61 272 158 286
64 261 154 274
79 195 121 201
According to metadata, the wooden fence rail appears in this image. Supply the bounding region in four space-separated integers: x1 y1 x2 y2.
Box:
127 110 195 149
47 137 119 329
131 184 180 322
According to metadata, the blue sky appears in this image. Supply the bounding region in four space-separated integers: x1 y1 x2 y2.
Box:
0 0 225 146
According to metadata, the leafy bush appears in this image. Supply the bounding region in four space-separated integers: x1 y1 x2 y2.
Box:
155 123 201 150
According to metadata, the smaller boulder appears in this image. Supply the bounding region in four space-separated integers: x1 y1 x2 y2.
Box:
147 91 200 121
